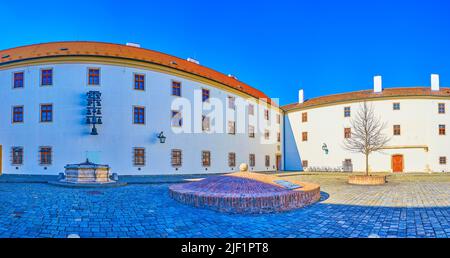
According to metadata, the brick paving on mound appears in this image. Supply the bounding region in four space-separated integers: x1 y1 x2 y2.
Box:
169 173 321 214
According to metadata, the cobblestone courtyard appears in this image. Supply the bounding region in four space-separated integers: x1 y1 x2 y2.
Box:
0 173 449 238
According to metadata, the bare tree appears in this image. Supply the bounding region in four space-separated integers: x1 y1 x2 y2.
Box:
343 102 390 175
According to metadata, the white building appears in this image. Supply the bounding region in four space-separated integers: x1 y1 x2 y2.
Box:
283 76 450 173
0 42 283 175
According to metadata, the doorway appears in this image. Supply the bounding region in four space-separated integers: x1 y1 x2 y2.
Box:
276 155 282 171
391 154 404 173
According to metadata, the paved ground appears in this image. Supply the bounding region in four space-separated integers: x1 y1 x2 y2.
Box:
0 173 449 238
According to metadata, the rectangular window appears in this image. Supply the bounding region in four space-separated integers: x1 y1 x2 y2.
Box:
302 160 308 168
134 74 145 90
39 147 52 165
172 81 181 96
133 106 145 124
228 121 236 135
13 72 24 88
248 104 254 116
11 147 23 165
202 88 210 102
249 154 256 167
228 96 236 110
344 128 351 138
439 124 446 135
393 103 400 110
344 107 351 117
41 69 53 86
133 148 145 166
12 106 24 123
171 149 182 167
249 125 255 138
302 132 308 141
40 104 53 122
88 68 100 85
302 112 308 122
265 155 270 167
393 125 401 136
171 110 182 127
202 151 211 167
439 156 447 165
202 115 210 132
228 152 236 167
277 132 281 142
276 114 281 124
438 103 445 114
264 109 269 120
264 130 270 140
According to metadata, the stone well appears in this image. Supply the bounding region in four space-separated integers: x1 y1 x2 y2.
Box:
348 175 386 185
62 159 114 184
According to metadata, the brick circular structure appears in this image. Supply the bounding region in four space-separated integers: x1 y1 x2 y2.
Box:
348 175 387 185
169 173 321 214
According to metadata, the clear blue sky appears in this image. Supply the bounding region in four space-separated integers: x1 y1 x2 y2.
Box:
1 0 450 105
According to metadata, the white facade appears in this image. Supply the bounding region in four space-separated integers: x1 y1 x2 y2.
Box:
284 97 450 173
0 62 283 175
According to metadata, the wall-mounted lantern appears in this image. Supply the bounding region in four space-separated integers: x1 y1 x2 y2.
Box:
86 91 102 135
157 131 166 143
322 143 329 155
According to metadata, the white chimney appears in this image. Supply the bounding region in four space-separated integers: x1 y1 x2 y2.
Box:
187 57 200 65
126 42 141 48
374 75 382 93
298 89 304 104
431 74 440 91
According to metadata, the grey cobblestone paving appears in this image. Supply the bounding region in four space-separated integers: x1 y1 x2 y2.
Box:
0 174 449 238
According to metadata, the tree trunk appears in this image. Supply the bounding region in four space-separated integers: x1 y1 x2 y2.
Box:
365 153 369 176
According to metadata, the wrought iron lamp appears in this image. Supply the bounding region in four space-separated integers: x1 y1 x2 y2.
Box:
157 131 166 143
322 143 329 155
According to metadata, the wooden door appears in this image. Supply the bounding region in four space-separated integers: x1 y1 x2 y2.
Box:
392 155 404 173
276 155 281 171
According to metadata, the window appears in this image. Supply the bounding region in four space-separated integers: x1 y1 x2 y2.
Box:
171 110 182 127
13 72 24 88
438 103 445 114
249 154 256 167
133 148 145 166
228 152 236 167
202 88 210 102
264 109 269 120
88 68 100 85
249 125 255 138
134 74 145 90
172 81 181 96
228 121 236 135
276 114 281 124
40 104 53 122
248 104 254 115
344 128 351 138
439 124 446 135
393 103 400 110
302 112 308 122
344 107 351 117
202 151 211 167
302 132 308 141
393 125 401 136
202 115 210 132
39 147 52 165
41 69 53 86
439 156 447 165
302 160 308 168
12 106 24 123
277 132 281 143
133 106 145 124
265 155 270 167
171 149 182 167
11 147 23 165
264 130 270 140
228 96 236 110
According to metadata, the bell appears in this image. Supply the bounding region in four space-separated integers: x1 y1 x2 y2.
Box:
97 118 103 124
87 110 92 115
97 110 102 115
86 118 91 124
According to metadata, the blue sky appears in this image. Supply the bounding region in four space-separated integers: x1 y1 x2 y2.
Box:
1 0 450 105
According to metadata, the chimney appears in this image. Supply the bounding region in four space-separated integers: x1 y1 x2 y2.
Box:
298 89 304 104
126 42 141 48
431 74 440 91
374 75 382 93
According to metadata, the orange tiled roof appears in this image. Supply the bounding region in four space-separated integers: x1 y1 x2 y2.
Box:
0 41 273 105
282 87 450 111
